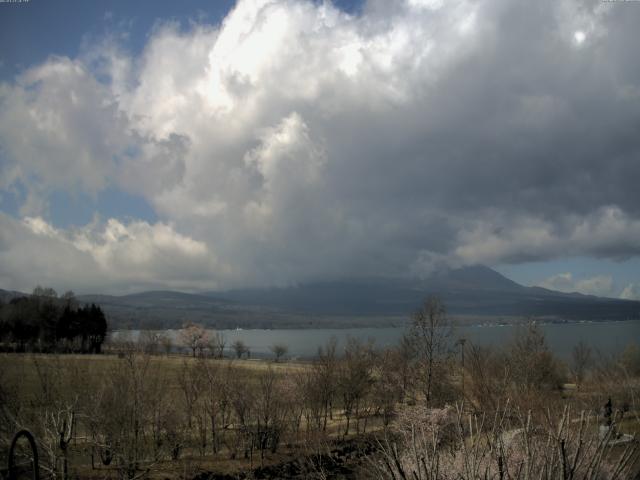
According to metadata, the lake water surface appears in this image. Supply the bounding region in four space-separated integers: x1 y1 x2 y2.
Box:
116 320 640 359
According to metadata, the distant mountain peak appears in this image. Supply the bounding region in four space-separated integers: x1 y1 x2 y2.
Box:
424 264 523 292
4 263 640 329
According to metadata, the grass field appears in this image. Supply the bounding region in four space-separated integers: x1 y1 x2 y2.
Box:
0 352 380 479
1 351 311 383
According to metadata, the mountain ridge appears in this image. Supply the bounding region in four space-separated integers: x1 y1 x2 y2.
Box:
2 266 639 329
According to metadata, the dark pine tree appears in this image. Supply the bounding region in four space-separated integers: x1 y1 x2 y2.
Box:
87 304 107 353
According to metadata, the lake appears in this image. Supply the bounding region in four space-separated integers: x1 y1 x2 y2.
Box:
113 320 640 359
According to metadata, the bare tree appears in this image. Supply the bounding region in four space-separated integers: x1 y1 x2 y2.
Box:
138 331 160 355
509 322 564 398
409 296 453 406
571 340 592 387
465 342 511 412
32 356 79 479
315 337 338 431
90 351 157 479
372 348 403 427
145 369 174 461
177 360 204 430
232 339 248 359
210 331 226 358
394 334 415 403
270 343 288 362
254 367 287 464
201 359 229 454
159 333 173 355
32 286 58 298
228 369 255 460
620 342 640 376
61 290 78 310
338 337 374 436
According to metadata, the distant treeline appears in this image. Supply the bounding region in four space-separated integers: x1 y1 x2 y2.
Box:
0 286 107 353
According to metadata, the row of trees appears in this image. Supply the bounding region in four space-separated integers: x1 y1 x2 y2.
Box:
118 324 289 361
0 287 107 353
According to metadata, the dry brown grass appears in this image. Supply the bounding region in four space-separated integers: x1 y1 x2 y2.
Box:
1 352 383 479
0 352 311 394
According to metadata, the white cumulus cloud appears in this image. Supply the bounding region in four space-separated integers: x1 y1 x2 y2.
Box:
538 272 614 297
0 213 220 294
620 283 640 301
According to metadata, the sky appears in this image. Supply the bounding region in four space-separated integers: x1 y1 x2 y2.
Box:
1 0 640 297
